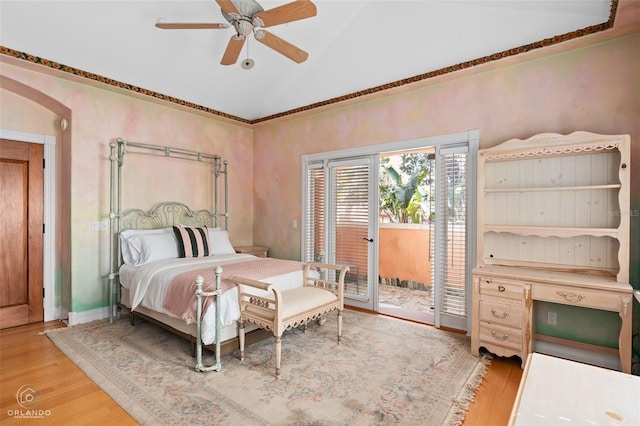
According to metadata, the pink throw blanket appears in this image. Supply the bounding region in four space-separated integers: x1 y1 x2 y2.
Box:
162 258 305 323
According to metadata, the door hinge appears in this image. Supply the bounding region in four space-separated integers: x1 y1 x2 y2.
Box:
43 158 45 168
43 223 45 234
43 288 45 298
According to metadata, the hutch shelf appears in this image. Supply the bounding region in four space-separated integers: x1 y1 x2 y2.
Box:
471 131 633 373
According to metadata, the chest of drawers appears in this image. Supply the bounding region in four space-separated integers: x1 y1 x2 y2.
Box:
472 274 531 365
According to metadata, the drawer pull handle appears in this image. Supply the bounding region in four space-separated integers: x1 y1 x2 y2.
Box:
491 330 509 341
559 292 585 303
491 309 509 319
497 285 506 292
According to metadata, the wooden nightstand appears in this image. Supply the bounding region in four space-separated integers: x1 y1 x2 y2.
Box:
235 246 269 258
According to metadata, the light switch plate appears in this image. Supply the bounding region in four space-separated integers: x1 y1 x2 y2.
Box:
91 221 108 232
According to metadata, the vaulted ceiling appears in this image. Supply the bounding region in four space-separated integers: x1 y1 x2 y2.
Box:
0 1 614 123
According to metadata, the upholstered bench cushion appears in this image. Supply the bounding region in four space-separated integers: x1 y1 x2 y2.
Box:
244 286 337 321
281 287 338 319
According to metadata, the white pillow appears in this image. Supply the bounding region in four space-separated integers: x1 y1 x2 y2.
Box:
131 232 179 265
119 227 174 265
208 229 236 255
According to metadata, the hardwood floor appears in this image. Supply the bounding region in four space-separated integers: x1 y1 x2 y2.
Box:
463 353 523 425
0 321 136 425
0 320 522 425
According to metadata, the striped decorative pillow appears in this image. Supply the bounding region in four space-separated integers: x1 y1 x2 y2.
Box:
172 226 211 258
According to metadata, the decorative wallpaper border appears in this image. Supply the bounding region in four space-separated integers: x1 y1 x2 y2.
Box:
0 0 618 125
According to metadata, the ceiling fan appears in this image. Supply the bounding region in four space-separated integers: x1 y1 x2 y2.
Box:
156 0 317 66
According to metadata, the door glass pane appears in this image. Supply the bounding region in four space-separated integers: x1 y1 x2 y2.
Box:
332 163 370 298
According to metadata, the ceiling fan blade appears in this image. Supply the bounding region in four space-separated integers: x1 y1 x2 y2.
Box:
220 35 246 65
255 30 308 63
155 23 229 30
215 0 241 17
253 0 317 28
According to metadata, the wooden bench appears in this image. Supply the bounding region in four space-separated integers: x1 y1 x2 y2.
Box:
230 262 349 378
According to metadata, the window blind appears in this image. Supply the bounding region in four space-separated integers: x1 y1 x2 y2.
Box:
303 164 325 263
330 162 370 297
434 146 468 323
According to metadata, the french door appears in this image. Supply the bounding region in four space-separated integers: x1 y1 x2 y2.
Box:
303 156 378 310
302 130 477 330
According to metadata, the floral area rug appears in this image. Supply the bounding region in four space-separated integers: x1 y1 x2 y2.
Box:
46 309 489 425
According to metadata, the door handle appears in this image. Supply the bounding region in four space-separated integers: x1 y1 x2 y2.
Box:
363 238 373 242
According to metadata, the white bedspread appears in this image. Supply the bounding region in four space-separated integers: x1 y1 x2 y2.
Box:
118 254 306 345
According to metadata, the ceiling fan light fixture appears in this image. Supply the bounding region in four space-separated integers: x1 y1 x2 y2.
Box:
241 58 255 69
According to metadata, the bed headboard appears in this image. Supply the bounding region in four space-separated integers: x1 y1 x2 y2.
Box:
120 202 217 230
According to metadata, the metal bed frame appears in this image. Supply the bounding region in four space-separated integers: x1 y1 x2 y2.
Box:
107 137 228 372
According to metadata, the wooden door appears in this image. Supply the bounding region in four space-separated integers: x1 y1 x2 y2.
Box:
0 139 44 328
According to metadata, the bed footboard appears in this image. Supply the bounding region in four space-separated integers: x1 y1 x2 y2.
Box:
195 265 223 372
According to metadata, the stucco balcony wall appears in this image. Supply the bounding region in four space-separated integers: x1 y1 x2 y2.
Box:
379 223 432 287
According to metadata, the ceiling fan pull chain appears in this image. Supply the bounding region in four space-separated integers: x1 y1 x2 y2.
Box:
242 34 255 69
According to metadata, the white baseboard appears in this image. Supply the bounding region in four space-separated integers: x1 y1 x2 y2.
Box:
44 306 61 322
67 306 110 326
534 340 620 371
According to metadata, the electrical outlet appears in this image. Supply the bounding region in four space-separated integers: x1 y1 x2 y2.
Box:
547 311 557 326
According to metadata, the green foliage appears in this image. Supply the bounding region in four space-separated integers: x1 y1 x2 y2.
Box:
379 154 432 223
